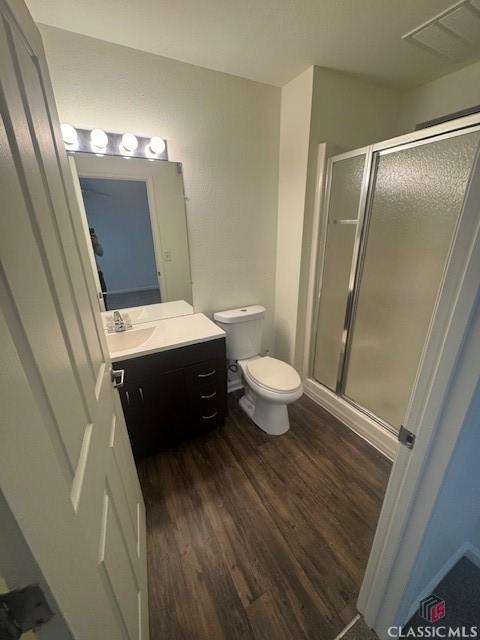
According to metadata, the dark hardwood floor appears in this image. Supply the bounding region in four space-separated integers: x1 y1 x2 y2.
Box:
137 392 392 640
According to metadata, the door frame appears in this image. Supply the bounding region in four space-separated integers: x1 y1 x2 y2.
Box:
70 153 170 304
68 156 107 311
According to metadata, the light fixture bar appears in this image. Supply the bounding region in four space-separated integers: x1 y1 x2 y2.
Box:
61 126 168 161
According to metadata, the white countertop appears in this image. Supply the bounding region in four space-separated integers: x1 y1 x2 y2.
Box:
107 312 225 362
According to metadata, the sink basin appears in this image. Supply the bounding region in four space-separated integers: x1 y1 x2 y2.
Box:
106 326 155 353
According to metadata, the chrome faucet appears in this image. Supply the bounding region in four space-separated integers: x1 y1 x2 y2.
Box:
113 310 126 332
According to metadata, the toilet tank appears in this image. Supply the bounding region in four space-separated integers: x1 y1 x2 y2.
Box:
213 305 265 360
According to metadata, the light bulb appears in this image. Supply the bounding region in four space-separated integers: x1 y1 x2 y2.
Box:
61 123 77 146
121 133 138 152
149 136 165 155
90 128 108 150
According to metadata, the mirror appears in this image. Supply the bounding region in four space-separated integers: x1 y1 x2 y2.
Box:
69 152 193 321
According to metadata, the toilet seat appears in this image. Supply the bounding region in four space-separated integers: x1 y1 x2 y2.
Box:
245 356 301 394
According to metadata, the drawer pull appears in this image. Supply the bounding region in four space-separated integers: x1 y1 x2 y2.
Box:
125 391 130 405
139 387 144 402
202 411 218 420
198 369 216 378
200 391 217 399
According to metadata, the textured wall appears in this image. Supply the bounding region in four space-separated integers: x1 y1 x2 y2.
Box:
274 67 314 364
40 25 280 349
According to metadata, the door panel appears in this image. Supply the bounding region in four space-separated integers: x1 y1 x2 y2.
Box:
107 421 142 577
100 487 141 640
344 131 480 429
11 23 106 405
0 4 148 639
0 104 85 471
312 153 366 390
0 304 123 639
313 223 357 389
110 409 143 550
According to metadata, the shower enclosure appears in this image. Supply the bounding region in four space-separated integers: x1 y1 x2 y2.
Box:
309 123 480 435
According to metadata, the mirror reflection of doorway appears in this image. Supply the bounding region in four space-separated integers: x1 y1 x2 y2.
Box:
80 177 161 310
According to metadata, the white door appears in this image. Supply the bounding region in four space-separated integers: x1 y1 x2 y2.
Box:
0 2 148 639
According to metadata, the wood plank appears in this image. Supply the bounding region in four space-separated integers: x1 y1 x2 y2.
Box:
137 392 392 639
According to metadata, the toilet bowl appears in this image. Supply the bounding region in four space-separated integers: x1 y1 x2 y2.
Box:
238 356 303 435
213 305 303 435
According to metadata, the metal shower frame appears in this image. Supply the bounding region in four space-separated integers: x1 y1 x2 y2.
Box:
309 116 480 435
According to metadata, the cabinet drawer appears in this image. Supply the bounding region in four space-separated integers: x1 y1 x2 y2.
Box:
185 358 224 388
196 408 224 429
191 396 224 429
190 384 220 414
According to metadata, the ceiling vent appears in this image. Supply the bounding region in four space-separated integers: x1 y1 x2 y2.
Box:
403 0 480 62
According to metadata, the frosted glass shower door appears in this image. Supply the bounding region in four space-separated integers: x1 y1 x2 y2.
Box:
313 152 366 390
344 131 480 430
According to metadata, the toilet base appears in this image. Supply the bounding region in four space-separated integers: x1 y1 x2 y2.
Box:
239 391 290 436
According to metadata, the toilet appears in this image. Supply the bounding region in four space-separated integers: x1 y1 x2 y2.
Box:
213 305 303 435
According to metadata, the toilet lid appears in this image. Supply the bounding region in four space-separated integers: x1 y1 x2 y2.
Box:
246 356 301 393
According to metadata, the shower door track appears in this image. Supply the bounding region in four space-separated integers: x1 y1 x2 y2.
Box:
308 116 480 438
341 392 398 436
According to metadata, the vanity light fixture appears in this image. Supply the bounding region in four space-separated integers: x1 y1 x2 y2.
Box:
61 125 168 160
61 123 78 146
149 136 166 155
120 132 138 153
90 128 108 151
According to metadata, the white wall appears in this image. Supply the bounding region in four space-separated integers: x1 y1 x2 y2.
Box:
274 67 314 363
40 25 280 349
398 59 480 134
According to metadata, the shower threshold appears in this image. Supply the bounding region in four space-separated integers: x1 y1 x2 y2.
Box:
342 393 399 437
303 377 399 460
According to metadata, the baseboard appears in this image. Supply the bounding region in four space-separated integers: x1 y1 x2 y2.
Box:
464 542 480 568
105 285 159 295
404 542 471 623
334 614 361 640
303 378 398 461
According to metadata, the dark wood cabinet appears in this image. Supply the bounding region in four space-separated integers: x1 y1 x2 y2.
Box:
116 337 227 458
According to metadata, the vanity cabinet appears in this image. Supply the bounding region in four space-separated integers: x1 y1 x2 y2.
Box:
116 337 227 458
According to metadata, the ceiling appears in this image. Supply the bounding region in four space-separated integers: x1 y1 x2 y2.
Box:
25 0 479 89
